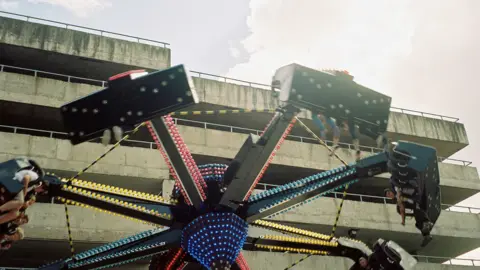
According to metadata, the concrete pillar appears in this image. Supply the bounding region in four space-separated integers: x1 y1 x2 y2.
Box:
163 179 175 198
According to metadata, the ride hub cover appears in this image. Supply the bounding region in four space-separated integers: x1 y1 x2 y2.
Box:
272 63 392 139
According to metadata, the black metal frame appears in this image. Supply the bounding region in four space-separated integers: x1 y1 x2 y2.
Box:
5 64 438 270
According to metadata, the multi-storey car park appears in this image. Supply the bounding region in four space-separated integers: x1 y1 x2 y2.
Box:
0 10 479 270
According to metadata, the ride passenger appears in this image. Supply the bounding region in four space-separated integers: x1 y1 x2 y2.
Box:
0 227 24 250
0 167 40 225
342 118 361 161
349 255 371 270
0 214 28 237
312 113 341 154
0 214 28 250
385 187 407 226
358 256 371 269
385 187 434 247
102 126 124 146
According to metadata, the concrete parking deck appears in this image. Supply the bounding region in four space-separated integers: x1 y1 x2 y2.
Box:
0 11 478 270
0 203 477 269
0 69 469 158
0 15 170 80
0 122 477 205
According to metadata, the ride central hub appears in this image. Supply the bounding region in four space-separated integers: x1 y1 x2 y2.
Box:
181 212 248 269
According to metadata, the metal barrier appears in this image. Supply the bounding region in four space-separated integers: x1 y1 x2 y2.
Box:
438 156 472 166
189 70 271 90
390 107 460 123
173 118 471 166
0 255 479 268
445 205 480 214
0 63 462 124
0 266 38 270
0 256 479 269
414 255 480 266
254 182 480 214
0 118 472 167
0 64 106 87
0 64 270 89
0 11 169 48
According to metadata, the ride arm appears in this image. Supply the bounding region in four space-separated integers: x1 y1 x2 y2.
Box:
245 140 440 223
43 174 190 227
219 104 300 211
245 151 388 222
59 64 207 211
39 228 182 270
147 116 207 210
243 236 362 260
244 236 416 270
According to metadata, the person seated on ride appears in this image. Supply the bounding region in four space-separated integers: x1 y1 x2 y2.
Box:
312 113 341 154
24 195 36 209
342 118 361 161
0 213 29 251
417 219 434 247
0 227 24 250
101 126 124 146
0 166 42 225
0 213 28 236
385 187 411 226
376 133 388 150
349 255 371 270
385 187 434 246
20 185 47 216
14 195 36 224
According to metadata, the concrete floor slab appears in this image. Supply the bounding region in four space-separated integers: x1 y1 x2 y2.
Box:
0 71 469 157
0 126 478 204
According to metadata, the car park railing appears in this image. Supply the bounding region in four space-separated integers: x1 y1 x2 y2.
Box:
188 70 272 89
0 64 461 123
0 64 107 87
414 255 480 266
0 11 169 48
255 183 480 214
390 107 459 122
0 120 472 167
0 252 478 268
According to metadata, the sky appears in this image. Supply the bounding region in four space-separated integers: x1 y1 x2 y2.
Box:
1 0 479 262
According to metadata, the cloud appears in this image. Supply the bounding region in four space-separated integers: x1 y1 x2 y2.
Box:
0 0 19 10
27 0 112 17
227 0 417 87
226 0 480 110
227 0 480 159
227 0 480 217
229 40 241 59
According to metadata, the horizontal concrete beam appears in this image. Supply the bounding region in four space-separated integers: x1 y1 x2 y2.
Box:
160 183 478 259
193 77 469 157
0 16 170 70
24 203 154 243
4 248 473 270
15 204 475 270
0 125 478 201
0 130 476 256
0 71 468 157
179 126 480 199
0 132 170 179
0 71 99 108
266 196 480 258
241 251 476 270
